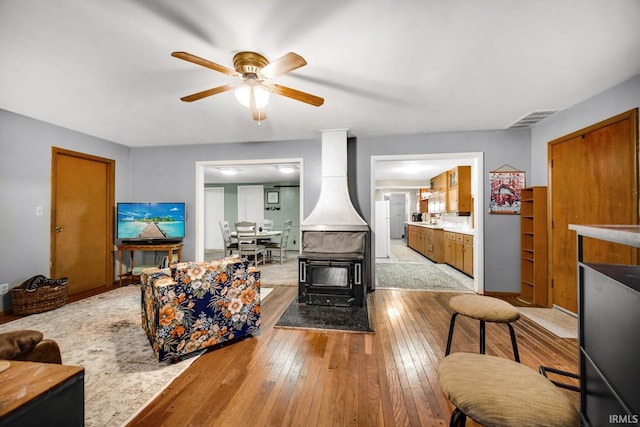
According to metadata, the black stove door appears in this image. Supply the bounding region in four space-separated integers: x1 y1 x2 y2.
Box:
298 258 363 306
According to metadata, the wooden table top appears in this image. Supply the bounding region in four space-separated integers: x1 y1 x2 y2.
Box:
0 361 84 417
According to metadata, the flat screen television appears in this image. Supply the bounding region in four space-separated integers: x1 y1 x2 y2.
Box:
116 202 185 243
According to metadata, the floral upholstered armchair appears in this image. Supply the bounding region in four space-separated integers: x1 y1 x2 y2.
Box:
140 256 261 362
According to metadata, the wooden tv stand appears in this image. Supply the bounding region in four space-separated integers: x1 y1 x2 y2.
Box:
116 242 183 286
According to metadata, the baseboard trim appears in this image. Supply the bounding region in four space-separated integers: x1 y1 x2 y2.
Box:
481 291 520 297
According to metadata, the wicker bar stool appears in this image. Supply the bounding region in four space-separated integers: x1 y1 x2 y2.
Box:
445 294 520 362
438 352 580 426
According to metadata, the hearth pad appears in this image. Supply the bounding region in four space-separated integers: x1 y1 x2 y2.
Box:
274 297 374 333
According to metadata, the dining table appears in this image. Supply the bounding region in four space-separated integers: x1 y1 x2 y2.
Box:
230 229 282 240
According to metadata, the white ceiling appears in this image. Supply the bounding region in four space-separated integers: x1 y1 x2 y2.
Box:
205 162 300 184
1 1 639 148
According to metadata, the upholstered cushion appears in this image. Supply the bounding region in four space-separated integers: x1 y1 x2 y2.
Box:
0 330 43 359
438 352 580 426
449 294 520 323
15 339 62 364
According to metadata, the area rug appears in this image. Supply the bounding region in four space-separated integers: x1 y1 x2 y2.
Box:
274 297 374 333
519 307 578 339
261 287 273 300
376 262 468 290
0 286 202 426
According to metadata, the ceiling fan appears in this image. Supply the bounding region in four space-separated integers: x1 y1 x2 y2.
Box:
171 51 324 121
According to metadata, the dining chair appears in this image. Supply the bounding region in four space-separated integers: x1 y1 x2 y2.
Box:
257 219 275 245
235 221 266 266
266 220 292 264
219 221 238 257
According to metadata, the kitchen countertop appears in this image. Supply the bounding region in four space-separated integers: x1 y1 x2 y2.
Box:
408 222 443 229
407 222 474 235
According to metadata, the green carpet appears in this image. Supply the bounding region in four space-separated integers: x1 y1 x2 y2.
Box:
375 262 468 290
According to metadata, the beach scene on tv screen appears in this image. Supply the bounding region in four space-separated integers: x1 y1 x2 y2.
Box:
118 203 185 239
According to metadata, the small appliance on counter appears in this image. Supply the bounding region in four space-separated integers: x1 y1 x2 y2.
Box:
412 213 423 222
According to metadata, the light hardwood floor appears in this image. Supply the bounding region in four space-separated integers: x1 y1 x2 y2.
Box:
128 285 579 426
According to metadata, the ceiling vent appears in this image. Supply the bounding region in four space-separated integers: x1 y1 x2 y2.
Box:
506 110 560 129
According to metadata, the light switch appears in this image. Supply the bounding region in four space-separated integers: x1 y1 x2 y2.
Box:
36 206 43 216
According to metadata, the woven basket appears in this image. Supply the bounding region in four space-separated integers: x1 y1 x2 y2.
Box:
11 280 68 315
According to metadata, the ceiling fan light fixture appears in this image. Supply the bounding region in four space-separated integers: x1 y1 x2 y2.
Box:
234 82 270 109
172 50 323 120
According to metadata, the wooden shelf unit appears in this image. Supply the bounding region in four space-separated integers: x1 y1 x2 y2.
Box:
519 186 549 306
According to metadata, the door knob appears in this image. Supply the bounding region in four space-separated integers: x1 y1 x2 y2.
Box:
55 227 64 233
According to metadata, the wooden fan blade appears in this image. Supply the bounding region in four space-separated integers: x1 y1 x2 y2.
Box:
180 84 236 102
171 51 240 77
260 52 307 79
269 84 324 106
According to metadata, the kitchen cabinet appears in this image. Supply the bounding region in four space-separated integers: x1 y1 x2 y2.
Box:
426 228 445 263
454 233 464 271
568 225 640 426
408 224 444 263
429 173 447 214
408 225 425 255
447 166 471 214
419 187 430 212
444 231 455 265
519 187 548 306
427 166 472 214
462 235 473 276
445 231 473 277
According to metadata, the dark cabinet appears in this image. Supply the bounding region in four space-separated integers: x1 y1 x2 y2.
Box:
570 225 640 426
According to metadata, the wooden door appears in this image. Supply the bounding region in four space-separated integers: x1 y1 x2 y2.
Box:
51 148 114 294
549 110 638 312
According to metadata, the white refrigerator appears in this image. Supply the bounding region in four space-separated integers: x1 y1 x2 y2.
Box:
375 200 391 258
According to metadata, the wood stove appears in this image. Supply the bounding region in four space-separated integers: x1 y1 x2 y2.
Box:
298 231 368 307
299 129 371 307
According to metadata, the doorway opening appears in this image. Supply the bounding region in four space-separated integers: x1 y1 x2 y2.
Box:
371 152 484 293
195 158 303 262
